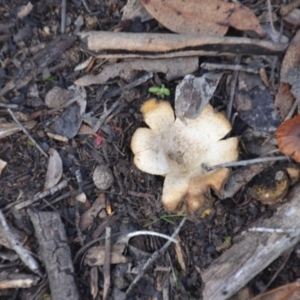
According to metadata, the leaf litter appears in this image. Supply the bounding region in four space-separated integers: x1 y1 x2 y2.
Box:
1 0 300 299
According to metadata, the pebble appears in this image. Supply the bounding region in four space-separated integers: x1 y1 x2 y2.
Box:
93 164 114 190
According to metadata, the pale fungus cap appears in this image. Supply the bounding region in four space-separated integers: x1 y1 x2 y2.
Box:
131 98 239 214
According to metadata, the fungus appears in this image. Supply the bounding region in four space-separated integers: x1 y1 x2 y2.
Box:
276 115 300 162
131 98 238 214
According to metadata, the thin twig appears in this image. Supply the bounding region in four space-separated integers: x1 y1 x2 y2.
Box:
5 179 69 211
246 227 298 233
7 108 48 157
226 55 241 120
285 100 298 120
81 0 92 14
267 0 276 36
93 99 122 133
201 62 260 74
0 103 18 109
118 230 179 245
102 72 153 100
204 156 288 171
103 227 112 300
46 95 82 115
263 248 293 292
74 169 84 246
61 0 67 33
125 217 186 295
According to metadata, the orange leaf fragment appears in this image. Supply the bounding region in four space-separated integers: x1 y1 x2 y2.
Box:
276 115 300 162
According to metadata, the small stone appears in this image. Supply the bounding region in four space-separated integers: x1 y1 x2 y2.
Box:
93 165 114 190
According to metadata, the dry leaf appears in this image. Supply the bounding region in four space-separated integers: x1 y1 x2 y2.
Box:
284 8 300 26
80 193 106 231
0 120 36 139
131 99 238 214
122 0 152 22
252 282 300 300
175 73 223 120
0 159 7 175
84 244 128 266
16 2 33 19
44 148 63 191
139 0 265 37
281 65 300 104
75 57 198 86
275 29 300 119
234 72 281 133
45 86 74 109
53 86 87 139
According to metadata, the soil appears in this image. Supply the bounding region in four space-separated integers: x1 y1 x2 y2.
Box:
0 0 299 299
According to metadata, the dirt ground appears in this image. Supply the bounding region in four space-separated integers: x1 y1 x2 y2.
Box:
1 0 300 299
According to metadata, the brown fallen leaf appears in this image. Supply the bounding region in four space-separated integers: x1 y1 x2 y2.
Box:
275 29 300 119
44 148 63 191
252 282 300 300
139 0 265 37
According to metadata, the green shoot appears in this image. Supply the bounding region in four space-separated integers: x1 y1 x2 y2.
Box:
148 84 170 99
144 213 186 227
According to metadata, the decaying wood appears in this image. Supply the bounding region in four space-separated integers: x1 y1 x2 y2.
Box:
0 210 40 276
28 210 80 300
0 271 39 289
78 31 287 55
202 182 300 300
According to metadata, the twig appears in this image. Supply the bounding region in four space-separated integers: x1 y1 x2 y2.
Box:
61 0 67 33
103 227 112 300
204 156 288 171
41 198 75 226
81 0 92 14
267 0 276 37
5 179 69 211
0 103 18 109
284 100 298 120
0 210 41 276
118 230 179 245
73 215 118 264
102 72 153 100
226 55 241 120
74 169 84 246
93 99 122 133
245 227 298 234
263 248 293 292
201 62 260 74
46 95 82 115
7 108 48 157
125 217 186 295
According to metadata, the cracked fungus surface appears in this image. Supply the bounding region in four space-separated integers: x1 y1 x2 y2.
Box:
131 99 238 214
